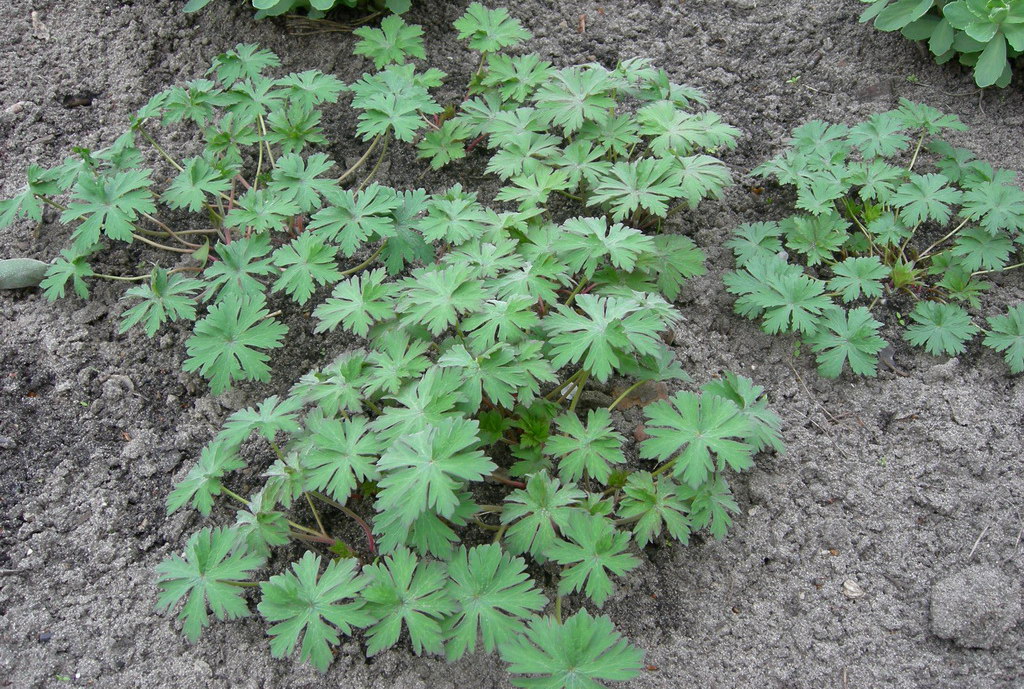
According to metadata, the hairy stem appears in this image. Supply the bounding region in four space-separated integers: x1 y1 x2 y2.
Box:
337 134 382 184
608 381 644 412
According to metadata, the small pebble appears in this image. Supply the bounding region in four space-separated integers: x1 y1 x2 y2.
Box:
842 579 865 599
38 632 52 643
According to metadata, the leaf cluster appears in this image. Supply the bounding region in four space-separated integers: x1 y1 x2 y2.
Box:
725 102 1024 376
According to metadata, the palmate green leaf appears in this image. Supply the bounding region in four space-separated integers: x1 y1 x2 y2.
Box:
636 101 740 157
560 217 655 278
0 165 60 227
365 330 432 396
417 119 471 169
223 189 300 233
444 236 523 279
271 233 342 304
701 372 785 453
805 306 888 378
455 2 531 54
481 53 553 103
163 156 231 212
267 153 340 213
633 234 706 302
275 70 347 109
362 547 456 656
162 78 223 126
166 440 246 515
618 472 691 548
984 304 1024 373
349 64 442 142
371 366 466 442
183 293 288 394
544 409 625 484
640 391 754 488
262 450 310 510
496 168 573 210
463 296 539 350
959 179 1024 234
950 226 1013 272
61 169 156 249
552 140 612 190
937 265 991 308
156 527 264 643
726 221 785 268
578 114 640 158
397 264 489 335
353 14 426 70
306 415 382 503
218 394 304 446
848 158 905 203
208 43 280 85
788 120 851 163
780 212 849 266
500 609 643 689
486 131 560 180
375 418 496 527
375 490 477 560
723 256 831 335
443 544 547 662
903 300 979 355
866 212 912 246
292 352 370 416
848 111 910 157
266 101 328 154
588 158 684 221
202 234 275 301
546 511 640 607
380 188 433 275
438 342 555 410
40 248 94 300
544 294 669 382
118 268 204 337
258 552 374 672
310 184 400 256
313 268 397 337
891 173 962 226
233 488 290 558
533 66 615 135
678 477 739 539
828 256 888 303
795 174 847 216
418 184 489 244
502 471 585 562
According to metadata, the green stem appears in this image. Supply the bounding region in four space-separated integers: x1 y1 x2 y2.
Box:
338 135 381 184
907 131 926 173
918 217 970 261
310 491 378 554
38 196 69 212
546 369 586 401
492 523 508 544
650 458 676 478
356 131 390 192
131 233 195 254
554 595 563 624
221 580 261 588
305 492 328 536
140 212 201 249
221 487 249 505
137 126 185 172
567 370 589 413
257 114 276 172
564 279 589 307
973 260 1024 277
608 381 644 412
340 243 386 276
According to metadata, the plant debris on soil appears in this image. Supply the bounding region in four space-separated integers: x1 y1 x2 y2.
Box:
1 0 1022 687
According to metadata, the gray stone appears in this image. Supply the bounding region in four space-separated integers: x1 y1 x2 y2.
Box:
930 565 1022 649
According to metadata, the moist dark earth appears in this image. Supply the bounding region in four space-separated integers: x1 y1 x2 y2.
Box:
1 0 1023 687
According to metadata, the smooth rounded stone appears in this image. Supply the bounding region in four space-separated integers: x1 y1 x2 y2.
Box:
930 565 1022 649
